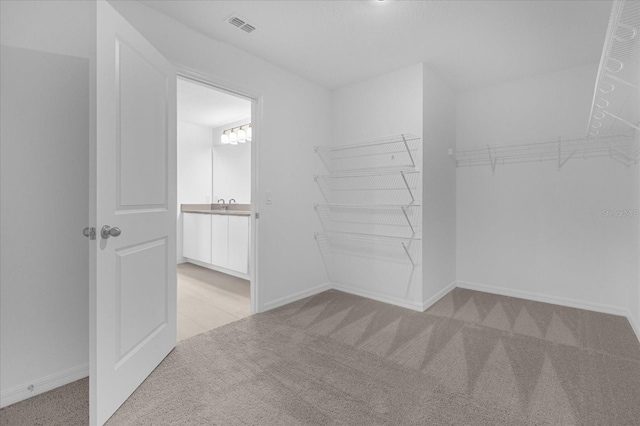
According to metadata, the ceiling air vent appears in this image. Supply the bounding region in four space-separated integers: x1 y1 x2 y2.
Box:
227 14 256 34
240 24 256 34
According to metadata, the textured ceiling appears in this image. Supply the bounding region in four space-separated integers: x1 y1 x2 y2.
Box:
141 0 612 91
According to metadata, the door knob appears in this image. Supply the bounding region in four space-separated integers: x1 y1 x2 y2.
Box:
101 225 122 239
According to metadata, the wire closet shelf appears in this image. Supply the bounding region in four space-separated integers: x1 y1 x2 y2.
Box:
450 133 639 172
315 169 420 205
314 134 421 173
314 203 421 239
314 133 423 275
314 231 420 267
587 0 639 136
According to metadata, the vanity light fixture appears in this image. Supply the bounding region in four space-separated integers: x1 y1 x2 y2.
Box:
220 122 252 146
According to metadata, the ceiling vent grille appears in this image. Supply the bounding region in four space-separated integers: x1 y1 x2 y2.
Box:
240 24 256 34
227 14 256 34
229 17 244 27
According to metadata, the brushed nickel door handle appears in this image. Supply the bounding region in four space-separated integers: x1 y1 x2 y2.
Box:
101 225 122 239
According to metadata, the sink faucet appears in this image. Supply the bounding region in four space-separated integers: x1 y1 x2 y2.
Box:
217 199 228 210
217 199 225 204
229 199 236 204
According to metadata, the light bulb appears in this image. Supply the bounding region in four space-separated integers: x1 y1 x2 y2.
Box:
237 128 247 143
229 130 238 145
246 126 252 142
220 132 230 144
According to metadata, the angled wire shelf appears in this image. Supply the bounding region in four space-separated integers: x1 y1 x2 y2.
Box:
587 0 639 136
315 203 421 238
314 231 421 268
450 133 639 172
315 134 421 173
313 134 423 293
315 169 420 204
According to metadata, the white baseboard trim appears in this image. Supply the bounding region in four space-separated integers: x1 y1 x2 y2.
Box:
183 258 250 280
262 282 332 312
627 310 640 343
332 283 424 312
422 280 457 311
0 363 88 409
456 280 629 317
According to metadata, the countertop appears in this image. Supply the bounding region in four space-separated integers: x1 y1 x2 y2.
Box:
181 203 251 216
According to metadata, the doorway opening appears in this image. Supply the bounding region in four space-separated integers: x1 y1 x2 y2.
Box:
176 76 256 341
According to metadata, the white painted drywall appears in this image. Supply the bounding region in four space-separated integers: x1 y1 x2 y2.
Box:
111 1 331 311
456 63 639 315
0 0 91 59
0 0 91 406
212 118 252 204
631 133 640 338
0 45 89 405
330 64 424 308
177 122 213 262
422 68 457 306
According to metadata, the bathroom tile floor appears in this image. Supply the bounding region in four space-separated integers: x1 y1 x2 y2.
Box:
177 262 251 341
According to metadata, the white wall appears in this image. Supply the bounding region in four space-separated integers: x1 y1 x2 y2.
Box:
0 0 91 58
0 0 91 407
422 68 457 306
0 45 90 406
631 133 640 337
111 1 331 310
330 64 424 309
456 63 640 316
212 117 252 204
177 122 213 262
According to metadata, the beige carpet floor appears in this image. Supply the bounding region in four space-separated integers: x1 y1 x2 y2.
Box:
1 288 639 425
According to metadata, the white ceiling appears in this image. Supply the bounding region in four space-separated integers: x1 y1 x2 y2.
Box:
141 0 612 91
177 78 251 128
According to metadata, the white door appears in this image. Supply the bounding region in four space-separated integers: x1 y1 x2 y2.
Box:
90 1 176 425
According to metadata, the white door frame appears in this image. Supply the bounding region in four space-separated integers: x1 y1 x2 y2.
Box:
175 65 262 314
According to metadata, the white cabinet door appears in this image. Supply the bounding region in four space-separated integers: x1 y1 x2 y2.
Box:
182 213 211 263
211 214 229 268
228 216 249 274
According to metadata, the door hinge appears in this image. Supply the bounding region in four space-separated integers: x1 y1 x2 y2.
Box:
83 227 96 240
